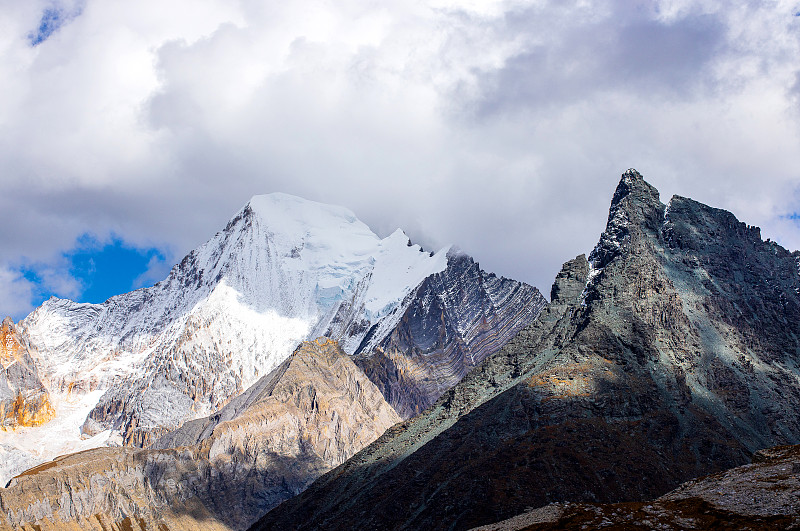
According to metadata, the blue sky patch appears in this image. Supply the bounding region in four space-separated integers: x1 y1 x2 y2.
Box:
28 3 83 46
22 234 170 308
29 7 66 46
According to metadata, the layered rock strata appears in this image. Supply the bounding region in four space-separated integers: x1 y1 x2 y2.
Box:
355 252 546 418
11 193 542 458
0 338 399 531
254 169 800 531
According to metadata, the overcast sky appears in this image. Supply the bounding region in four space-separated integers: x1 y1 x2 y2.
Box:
2 0 800 319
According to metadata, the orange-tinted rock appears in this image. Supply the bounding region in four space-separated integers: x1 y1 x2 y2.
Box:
0 317 55 428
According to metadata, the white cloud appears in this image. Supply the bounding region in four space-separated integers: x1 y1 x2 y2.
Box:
0 269 35 319
1 0 799 318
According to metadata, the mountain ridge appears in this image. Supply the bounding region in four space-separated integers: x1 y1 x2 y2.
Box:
253 169 800 530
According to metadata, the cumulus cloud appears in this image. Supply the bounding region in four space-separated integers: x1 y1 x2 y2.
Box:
1 0 799 318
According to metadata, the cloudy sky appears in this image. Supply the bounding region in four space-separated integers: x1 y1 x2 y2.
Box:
2 0 800 320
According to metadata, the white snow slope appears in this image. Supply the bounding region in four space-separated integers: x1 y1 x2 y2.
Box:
1 193 448 483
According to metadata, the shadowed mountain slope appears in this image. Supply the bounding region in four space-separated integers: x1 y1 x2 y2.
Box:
253 169 800 531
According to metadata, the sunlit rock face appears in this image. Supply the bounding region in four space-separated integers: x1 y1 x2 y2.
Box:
0 338 400 531
19 193 447 449
0 317 54 429
255 170 800 531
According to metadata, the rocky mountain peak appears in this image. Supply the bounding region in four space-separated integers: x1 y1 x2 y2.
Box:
583 170 666 308
289 337 342 365
609 168 660 210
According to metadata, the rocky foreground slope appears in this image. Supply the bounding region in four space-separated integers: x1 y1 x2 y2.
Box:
254 169 800 530
0 338 399 530
471 445 800 530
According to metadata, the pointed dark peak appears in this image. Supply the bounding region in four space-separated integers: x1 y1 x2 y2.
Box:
608 169 659 212
588 169 665 271
2 316 13 330
550 254 589 304
607 168 663 225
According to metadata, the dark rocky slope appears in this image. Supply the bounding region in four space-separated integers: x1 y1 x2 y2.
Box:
470 444 800 530
253 169 800 531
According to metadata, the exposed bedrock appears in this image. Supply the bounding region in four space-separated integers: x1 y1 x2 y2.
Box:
0 317 54 429
355 252 547 419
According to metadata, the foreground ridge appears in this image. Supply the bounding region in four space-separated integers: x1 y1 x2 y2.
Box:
254 169 800 530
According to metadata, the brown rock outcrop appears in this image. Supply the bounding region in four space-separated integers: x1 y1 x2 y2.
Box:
0 338 399 530
0 317 54 429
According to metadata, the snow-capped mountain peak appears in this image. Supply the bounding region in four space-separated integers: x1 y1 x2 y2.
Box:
11 193 449 455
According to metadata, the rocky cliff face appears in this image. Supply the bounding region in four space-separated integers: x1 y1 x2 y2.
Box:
254 169 800 531
0 338 400 531
354 251 546 418
0 317 54 429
